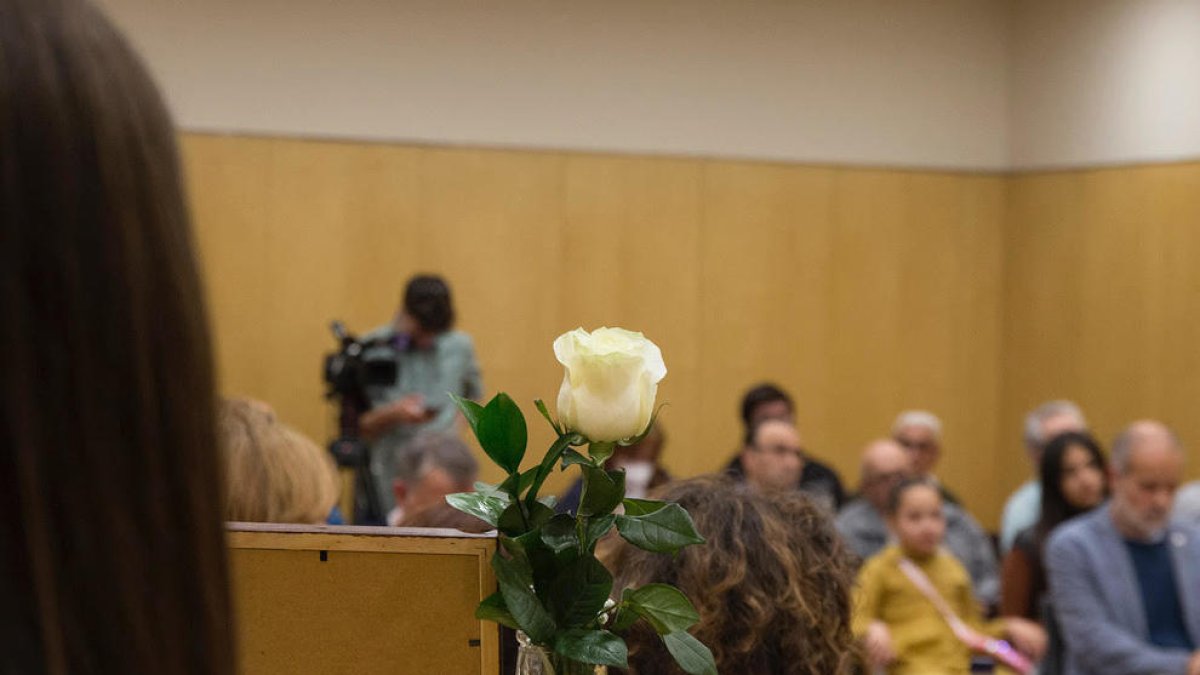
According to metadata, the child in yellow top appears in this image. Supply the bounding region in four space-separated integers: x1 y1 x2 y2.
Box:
853 478 1045 674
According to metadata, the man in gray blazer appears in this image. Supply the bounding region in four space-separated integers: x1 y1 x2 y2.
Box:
1046 420 1200 675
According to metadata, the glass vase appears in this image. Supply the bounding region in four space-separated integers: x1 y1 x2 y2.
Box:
516 631 607 675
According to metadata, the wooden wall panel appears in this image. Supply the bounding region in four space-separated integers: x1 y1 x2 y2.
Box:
1001 163 1200 497
182 134 1008 524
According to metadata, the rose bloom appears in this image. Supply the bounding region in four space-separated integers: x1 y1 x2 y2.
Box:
553 327 667 443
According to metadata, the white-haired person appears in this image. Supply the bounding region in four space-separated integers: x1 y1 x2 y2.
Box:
892 410 961 506
1000 400 1088 553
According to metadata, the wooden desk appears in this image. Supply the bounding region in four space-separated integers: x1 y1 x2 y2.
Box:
228 523 499 674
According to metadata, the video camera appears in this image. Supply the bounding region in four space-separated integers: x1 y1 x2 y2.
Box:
323 321 399 524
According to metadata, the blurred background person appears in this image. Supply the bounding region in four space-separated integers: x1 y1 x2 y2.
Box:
1001 400 1088 553
389 432 479 527
725 383 847 510
892 410 961 505
837 439 999 609
854 479 1044 674
1000 431 1108 674
608 475 855 675
1047 420 1200 675
221 398 341 524
359 274 483 522
0 0 234 670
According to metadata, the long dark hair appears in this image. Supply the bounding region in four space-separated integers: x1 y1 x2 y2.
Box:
1035 431 1108 547
0 1 234 672
608 476 855 675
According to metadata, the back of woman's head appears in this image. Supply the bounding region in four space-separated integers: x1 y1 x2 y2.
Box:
221 399 340 524
0 1 232 672
609 476 855 675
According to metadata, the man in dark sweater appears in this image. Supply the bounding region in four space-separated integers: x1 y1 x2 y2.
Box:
725 383 845 511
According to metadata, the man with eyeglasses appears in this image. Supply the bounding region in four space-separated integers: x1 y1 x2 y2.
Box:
739 418 839 513
836 439 1000 609
892 410 962 506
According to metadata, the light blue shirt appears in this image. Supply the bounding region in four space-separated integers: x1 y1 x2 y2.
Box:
1000 479 1041 553
364 328 482 514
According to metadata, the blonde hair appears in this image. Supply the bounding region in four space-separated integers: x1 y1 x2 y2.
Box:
220 398 340 524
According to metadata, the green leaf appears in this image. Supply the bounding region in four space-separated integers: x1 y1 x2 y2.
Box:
622 498 667 517
560 448 591 469
615 503 705 554
534 398 562 434
500 467 538 500
588 441 616 464
477 393 527 474
609 605 640 633
492 553 556 644
538 494 559 510
547 555 613 628
450 393 486 437
622 584 700 634
662 631 717 675
579 465 625 517
498 500 556 536
583 514 616 551
524 432 584 510
554 629 628 668
540 514 578 553
475 591 520 630
445 492 507 527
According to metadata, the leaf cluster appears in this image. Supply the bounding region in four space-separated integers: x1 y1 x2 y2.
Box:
446 393 716 674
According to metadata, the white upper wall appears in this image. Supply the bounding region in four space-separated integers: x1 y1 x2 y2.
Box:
97 0 1011 171
1011 0 1200 170
97 0 1200 171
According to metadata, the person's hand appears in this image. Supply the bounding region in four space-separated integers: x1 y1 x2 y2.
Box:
1003 617 1046 663
1186 650 1200 675
864 620 895 668
395 394 428 423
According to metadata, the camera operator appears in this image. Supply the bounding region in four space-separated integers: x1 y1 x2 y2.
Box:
358 275 483 519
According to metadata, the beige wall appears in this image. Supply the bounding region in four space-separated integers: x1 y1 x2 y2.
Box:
101 0 1012 170
182 133 1008 523
1001 162 1200 490
1011 0 1200 169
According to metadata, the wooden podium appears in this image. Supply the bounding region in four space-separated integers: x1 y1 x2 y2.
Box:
228 523 500 674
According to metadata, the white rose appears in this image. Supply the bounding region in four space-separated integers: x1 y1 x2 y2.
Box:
553 327 667 443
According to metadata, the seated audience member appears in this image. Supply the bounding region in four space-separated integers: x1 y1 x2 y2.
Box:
557 425 671 515
608 476 855 675
725 383 846 509
738 418 842 512
1046 421 1200 675
389 433 478 527
854 479 1045 674
221 399 341 524
892 410 961 505
1174 481 1200 526
1001 400 1088 553
837 440 999 608
1003 432 1108 675
1001 432 1108 621
0 1 234 670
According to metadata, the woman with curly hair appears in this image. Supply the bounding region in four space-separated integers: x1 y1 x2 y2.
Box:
607 475 856 674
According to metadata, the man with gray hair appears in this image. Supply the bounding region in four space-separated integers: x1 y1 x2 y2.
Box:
1046 420 1200 675
1000 399 1088 552
892 409 960 505
386 433 478 527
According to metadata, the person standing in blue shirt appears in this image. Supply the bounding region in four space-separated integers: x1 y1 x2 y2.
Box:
359 275 483 521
